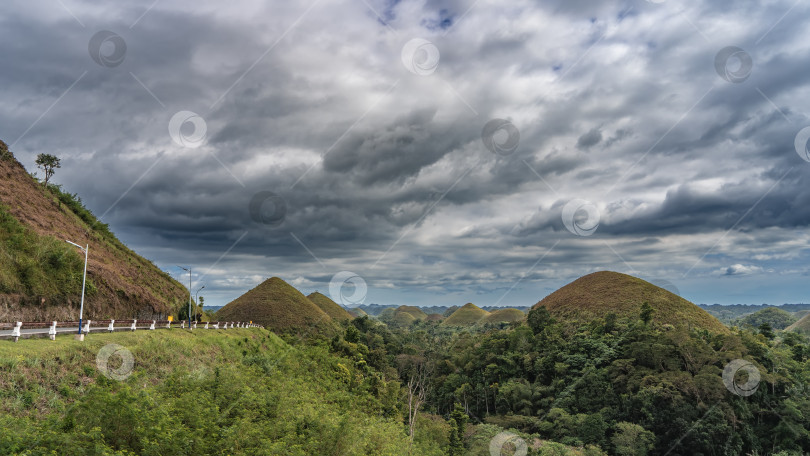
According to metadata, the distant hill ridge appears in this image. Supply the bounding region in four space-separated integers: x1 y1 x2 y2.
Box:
0 141 188 321
534 271 730 334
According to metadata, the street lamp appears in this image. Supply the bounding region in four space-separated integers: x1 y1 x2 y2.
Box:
194 285 205 322
66 240 88 341
178 266 192 330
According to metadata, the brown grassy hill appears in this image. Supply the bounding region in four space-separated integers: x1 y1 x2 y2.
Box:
533 271 729 334
425 313 444 322
307 292 353 321
0 142 187 321
480 308 525 325
216 277 335 334
442 303 490 326
346 307 368 318
396 305 428 321
787 313 810 334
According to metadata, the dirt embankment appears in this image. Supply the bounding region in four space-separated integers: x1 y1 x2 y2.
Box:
0 146 187 322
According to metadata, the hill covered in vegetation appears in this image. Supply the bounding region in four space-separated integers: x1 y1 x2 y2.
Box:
534 271 729 333
737 307 797 330
307 291 353 322
216 277 337 334
0 141 187 321
480 308 525 325
787 313 810 334
442 303 490 326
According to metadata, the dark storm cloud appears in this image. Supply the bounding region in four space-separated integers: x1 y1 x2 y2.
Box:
576 128 602 150
2 0 810 306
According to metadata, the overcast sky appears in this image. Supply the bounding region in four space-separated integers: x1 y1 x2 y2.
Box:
2 0 810 308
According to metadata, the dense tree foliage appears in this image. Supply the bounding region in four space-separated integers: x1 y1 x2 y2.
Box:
343 307 810 455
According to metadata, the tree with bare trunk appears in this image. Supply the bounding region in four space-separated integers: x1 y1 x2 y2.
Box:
397 353 433 451
35 153 60 186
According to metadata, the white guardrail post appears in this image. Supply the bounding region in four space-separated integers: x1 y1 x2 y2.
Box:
3 317 258 342
11 321 22 342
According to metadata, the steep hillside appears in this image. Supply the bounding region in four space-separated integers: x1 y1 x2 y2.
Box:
307 292 354 321
216 277 336 334
737 307 797 330
534 271 729 334
442 303 490 326
787 313 810 334
480 308 525 325
0 142 187 321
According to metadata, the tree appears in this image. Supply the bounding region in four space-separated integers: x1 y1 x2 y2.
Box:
447 403 467 456
35 153 60 186
528 306 553 335
758 322 775 340
612 422 655 456
640 302 654 325
398 354 432 446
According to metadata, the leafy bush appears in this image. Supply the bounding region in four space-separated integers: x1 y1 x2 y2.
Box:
49 184 113 239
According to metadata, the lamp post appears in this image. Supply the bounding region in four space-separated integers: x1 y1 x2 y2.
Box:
194 285 205 323
178 266 192 330
66 240 88 341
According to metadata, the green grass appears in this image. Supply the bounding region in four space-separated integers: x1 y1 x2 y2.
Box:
0 203 88 297
0 329 444 455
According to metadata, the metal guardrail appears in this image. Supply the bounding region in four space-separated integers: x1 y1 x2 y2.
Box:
0 319 263 342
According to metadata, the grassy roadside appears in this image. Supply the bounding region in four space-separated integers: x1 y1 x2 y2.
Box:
0 329 441 455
